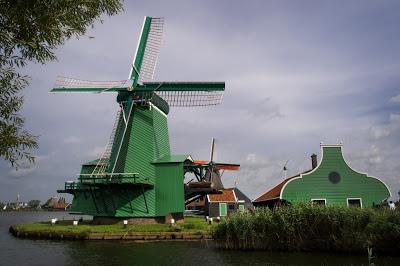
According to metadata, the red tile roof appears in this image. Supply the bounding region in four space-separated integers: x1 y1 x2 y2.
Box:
208 188 237 202
253 170 311 203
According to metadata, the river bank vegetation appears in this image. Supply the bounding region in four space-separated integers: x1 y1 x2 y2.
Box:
11 217 211 235
212 204 400 255
10 216 213 240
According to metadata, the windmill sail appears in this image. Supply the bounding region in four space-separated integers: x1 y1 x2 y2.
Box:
146 81 225 107
130 17 164 85
51 76 131 92
51 79 225 107
51 17 224 107
137 17 164 83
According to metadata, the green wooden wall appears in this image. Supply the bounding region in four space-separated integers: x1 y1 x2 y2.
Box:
155 163 185 216
281 145 390 207
70 105 186 218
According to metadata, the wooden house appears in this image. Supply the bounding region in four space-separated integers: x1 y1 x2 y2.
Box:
253 144 391 208
205 187 253 217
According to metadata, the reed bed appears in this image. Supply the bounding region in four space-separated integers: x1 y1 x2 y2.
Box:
212 204 400 254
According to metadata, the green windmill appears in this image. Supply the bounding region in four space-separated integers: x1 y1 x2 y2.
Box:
54 16 238 223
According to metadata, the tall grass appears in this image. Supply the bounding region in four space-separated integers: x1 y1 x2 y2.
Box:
212 203 400 254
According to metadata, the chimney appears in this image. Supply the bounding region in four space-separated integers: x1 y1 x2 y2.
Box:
311 154 317 169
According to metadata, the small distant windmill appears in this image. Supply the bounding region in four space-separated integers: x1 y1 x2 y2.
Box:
184 138 240 204
281 160 289 179
54 17 234 221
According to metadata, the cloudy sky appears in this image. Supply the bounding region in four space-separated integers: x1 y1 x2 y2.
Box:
1 0 400 203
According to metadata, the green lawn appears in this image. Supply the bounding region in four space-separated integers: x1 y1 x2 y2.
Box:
12 216 212 235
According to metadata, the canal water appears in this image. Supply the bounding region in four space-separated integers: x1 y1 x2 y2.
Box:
1 212 399 266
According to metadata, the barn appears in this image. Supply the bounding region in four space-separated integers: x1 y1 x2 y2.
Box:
253 144 391 208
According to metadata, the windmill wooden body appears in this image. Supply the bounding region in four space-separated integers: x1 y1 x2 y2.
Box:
54 17 239 222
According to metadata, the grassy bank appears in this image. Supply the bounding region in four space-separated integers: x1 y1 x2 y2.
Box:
11 217 212 239
212 204 400 254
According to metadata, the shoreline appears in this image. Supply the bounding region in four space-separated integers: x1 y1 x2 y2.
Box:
9 216 212 241
9 225 211 241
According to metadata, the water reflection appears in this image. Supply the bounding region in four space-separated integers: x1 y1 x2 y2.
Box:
1 212 399 266
62 241 400 266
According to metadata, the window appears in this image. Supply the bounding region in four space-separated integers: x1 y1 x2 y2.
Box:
228 204 235 210
311 199 326 206
328 171 341 184
347 198 362 208
238 204 245 213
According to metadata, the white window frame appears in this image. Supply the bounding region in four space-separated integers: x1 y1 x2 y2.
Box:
347 198 363 208
311 198 327 205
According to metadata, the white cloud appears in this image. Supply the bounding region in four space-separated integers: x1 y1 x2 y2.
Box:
245 98 283 120
35 155 49 163
390 94 400 103
8 167 36 178
63 136 81 144
236 153 285 199
389 113 400 123
87 146 106 157
350 145 385 168
367 113 400 141
369 125 391 140
7 155 48 178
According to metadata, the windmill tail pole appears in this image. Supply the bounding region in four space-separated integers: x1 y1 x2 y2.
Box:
210 138 215 162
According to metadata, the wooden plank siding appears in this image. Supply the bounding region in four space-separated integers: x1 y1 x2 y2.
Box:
281 145 390 207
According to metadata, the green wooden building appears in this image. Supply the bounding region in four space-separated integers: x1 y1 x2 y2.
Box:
54 17 237 223
253 144 391 208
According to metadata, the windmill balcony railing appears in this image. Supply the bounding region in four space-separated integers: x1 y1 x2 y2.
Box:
78 173 151 185
65 181 79 191
62 173 153 190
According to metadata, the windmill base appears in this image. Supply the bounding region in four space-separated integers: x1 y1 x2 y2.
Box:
92 212 184 225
